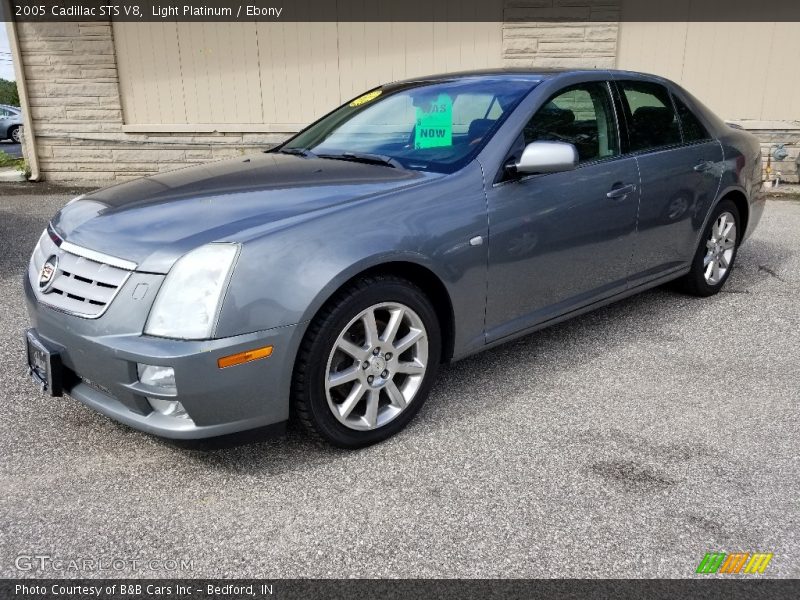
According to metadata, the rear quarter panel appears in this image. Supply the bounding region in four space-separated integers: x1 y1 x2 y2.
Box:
672 83 765 241
716 127 765 241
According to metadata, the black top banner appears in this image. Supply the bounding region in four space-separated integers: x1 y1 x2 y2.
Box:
2 0 800 22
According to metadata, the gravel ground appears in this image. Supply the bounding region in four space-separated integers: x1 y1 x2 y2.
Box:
0 191 797 579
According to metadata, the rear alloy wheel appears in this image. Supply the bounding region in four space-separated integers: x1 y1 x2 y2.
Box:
678 199 740 296
703 211 737 286
9 126 21 144
293 276 441 447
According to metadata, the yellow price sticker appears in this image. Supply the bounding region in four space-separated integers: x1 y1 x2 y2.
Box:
349 90 382 107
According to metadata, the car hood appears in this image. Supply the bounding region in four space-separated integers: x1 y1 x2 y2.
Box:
51 153 442 273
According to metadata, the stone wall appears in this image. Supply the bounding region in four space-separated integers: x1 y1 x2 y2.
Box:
16 21 285 183
502 0 620 68
755 132 800 184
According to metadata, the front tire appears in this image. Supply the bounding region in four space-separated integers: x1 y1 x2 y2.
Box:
292 275 441 448
678 199 740 297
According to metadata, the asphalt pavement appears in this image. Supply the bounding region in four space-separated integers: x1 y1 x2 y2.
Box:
0 190 797 579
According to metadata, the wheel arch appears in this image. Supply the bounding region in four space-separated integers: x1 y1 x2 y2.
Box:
694 185 750 250
718 187 750 238
298 257 457 364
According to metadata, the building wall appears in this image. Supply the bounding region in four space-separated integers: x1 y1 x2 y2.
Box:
17 18 506 183
12 1 800 183
113 20 503 130
502 1 619 69
16 21 282 182
617 19 800 182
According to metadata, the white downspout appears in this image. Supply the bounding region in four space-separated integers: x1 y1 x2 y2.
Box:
4 2 41 181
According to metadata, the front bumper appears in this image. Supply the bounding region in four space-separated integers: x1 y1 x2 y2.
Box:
24 275 299 439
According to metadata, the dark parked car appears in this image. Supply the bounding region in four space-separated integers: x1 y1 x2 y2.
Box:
1 104 22 143
24 69 764 447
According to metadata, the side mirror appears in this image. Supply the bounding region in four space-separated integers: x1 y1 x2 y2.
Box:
512 141 579 175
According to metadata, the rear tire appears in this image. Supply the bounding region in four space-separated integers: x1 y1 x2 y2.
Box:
292 275 441 448
9 126 21 144
677 199 740 297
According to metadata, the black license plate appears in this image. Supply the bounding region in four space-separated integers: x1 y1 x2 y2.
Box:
25 329 63 397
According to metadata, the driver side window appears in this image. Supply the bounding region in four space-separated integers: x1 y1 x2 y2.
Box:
523 82 619 163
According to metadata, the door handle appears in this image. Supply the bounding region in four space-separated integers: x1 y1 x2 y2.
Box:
693 160 713 172
606 183 636 200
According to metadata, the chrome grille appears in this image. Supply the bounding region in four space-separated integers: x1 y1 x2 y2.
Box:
29 227 135 318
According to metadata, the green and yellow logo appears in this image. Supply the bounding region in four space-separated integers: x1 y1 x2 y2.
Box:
696 552 773 574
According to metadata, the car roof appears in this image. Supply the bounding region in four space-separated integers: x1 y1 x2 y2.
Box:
392 68 568 85
392 68 667 86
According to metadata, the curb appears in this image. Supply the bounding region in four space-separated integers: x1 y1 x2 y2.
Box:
0 168 26 182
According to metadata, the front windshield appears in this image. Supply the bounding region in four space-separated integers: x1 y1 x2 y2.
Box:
278 79 536 174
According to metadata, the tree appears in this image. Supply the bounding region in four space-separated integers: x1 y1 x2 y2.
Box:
0 79 20 107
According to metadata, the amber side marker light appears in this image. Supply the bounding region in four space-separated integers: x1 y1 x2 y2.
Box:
217 346 273 369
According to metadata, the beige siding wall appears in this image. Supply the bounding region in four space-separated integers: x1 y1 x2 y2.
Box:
113 20 503 131
618 19 800 182
617 21 800 124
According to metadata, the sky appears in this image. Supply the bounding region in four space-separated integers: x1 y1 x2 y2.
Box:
1 26 15 81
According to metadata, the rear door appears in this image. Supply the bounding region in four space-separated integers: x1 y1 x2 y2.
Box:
613 79 723 284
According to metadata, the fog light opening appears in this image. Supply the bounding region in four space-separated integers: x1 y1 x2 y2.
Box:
147 397 191 420
137 364 177 394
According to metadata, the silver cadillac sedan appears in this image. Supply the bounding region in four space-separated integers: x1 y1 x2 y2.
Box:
1 104 23 143
24 69 764 447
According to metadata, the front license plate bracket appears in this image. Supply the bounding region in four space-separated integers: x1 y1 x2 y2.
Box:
25 329 63 397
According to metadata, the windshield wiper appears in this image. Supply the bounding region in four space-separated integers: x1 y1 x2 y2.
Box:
275 147 317 158
317 151 403 169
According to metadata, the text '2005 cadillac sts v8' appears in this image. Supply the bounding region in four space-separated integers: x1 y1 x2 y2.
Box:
24 69 764 447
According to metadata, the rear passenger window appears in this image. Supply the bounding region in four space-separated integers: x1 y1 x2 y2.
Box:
672 94 710 143
523 82 619 163
618 81 681 152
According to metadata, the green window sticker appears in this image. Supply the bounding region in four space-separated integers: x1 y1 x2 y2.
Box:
415 94 453 149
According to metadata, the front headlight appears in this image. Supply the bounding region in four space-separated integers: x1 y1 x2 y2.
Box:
144 243 239 340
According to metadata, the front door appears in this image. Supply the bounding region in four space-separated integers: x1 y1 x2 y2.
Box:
485 81 640 343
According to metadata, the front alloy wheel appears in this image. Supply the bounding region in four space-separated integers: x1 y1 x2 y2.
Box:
292 275 441 447
326 302 428 431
